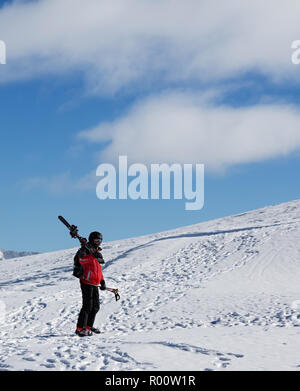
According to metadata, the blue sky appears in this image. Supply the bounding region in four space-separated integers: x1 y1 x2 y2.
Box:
1 0 300 253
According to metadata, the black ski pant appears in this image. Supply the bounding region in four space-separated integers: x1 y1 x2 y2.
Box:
76 281 100 329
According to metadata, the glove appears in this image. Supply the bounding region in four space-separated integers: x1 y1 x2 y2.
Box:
100 280 106 291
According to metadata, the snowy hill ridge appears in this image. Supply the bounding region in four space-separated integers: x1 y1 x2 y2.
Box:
0 249 39 261
0 199 300 371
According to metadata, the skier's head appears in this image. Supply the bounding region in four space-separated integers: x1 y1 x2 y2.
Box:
89 231 103 248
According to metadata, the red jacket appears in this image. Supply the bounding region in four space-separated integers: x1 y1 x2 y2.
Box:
74 245 105 286
79 253 104 286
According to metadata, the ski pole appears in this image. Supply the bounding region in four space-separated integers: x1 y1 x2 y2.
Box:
106 287 120 301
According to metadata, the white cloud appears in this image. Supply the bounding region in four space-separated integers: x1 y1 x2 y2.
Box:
0 0 299 93
78 91 300 172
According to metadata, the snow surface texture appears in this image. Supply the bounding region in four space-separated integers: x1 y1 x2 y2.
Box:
1 200 300 371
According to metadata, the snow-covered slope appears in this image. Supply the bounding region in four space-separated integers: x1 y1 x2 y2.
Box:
1 200 300 371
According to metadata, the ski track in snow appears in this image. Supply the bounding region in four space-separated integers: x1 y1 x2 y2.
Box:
1 200 300 370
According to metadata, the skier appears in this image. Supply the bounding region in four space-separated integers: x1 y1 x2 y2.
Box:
73 231 106 337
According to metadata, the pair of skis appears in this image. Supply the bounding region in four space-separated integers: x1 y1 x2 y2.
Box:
58 215 120 301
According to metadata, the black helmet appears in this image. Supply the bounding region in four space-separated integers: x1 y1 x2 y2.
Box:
88 231 103 247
